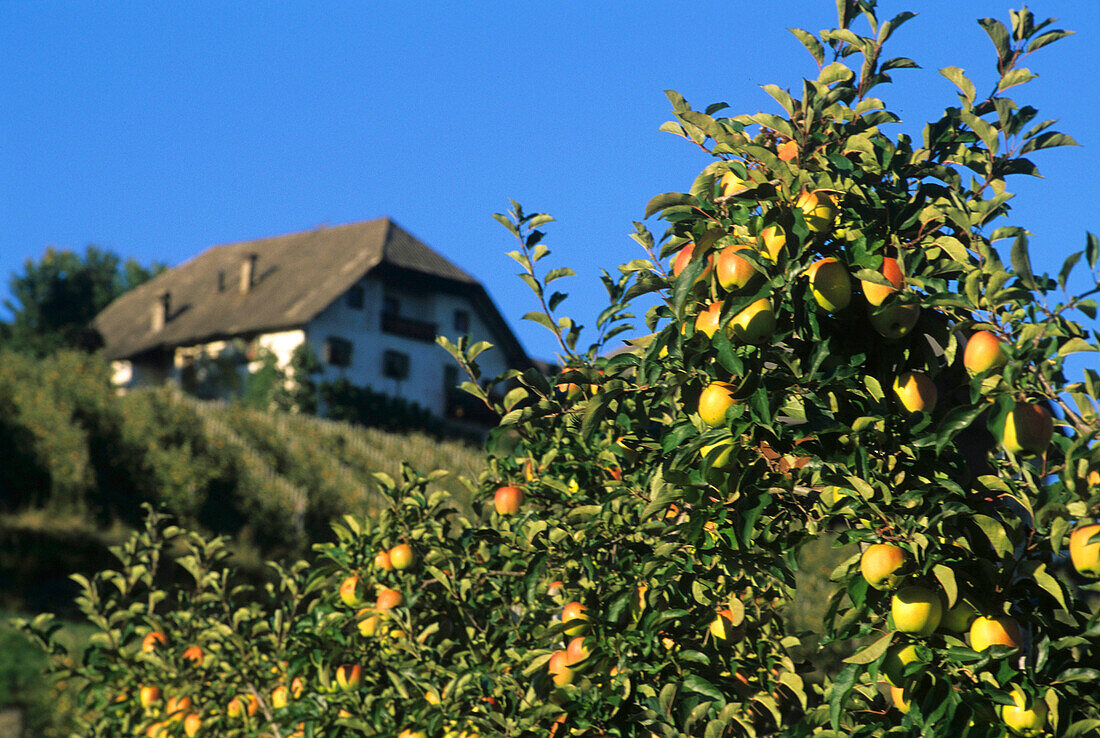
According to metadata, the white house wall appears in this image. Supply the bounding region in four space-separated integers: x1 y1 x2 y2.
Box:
303 276 511 417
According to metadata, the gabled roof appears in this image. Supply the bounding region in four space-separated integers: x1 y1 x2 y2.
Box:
94 218 529 366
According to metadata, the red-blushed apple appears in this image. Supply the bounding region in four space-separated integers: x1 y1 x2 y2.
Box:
694 301 724 339
892 371 937 413
890 685 910 713
561 602 590 636
339 574 365 607
376 587 403 611
1001 402 1053 455
861 257 904 306
565 636 591 668
671 242 714 282
860 543 907 590
494 485 524 514
139 685 161 708
807 258 852 312
759 225 786 262
374 549 394 571
548 650 574 687
182 645 203 667
870 301 920 340
165 695 192 722
969 614 1022 652
715 244 761 291
183 713 202 738
1069 523 1100 577
891 585 942 636
963 330 1008 375
336 664 362 692
708 608 743 643
142 631 167 653
389 543 416 570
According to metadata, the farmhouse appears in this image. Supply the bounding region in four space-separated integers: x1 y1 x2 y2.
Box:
93 218 533 420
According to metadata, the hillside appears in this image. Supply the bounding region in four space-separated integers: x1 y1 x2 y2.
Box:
0 349 484 612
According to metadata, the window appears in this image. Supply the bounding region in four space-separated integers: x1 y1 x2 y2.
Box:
443 364 459 390
382 295 400 315
453 309 470 333
347 285 365 310
382 350 410 380
323 337 353 367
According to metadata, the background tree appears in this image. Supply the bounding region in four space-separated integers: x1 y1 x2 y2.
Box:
1 245 163 355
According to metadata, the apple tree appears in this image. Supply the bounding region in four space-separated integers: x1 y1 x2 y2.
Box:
19 3 1100 737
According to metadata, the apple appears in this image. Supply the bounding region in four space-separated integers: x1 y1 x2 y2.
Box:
1070 523 1100 577
389 543 416 570
272 685 289 709
398 731 428 738
548 650 574 687
940 600 978 633
142 631 167 653
336 664 362 692
807 258 852 313
226 697 244 719
891 586 942 636
546 580 564 598
561 602 590 636
777 140 798 161
1001 687 1048 737
860 543 906 590
183 714 202 738
140 685 161 708
182 645 203 667
709 608 743 643
759 225 786 262
290 677 304 700
870 302 920 340
892 371 937 413
147 721 168 738
700 439 735 470
376 588 403 611
424 689 441 705
881 643 918 687
494 485 525 514
1001 402 1053 455
964 330 1008 375
339 574 365 607
715 244 761 291
795 190 838 233
694 301 724 339
357 610 380 636
698 381 739 427
890 684 910 714
861 257 904 306
565 636 591 668
969 615 1022 652
165 695 192 721
374 550 394 571
731 298 777 344
671 242 714 282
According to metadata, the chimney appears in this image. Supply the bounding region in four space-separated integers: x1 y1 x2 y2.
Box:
240 253 258 294
151 291 170 331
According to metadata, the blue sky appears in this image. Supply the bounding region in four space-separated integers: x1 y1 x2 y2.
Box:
2 2 1098 365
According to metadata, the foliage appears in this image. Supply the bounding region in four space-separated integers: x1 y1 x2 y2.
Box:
1 245 163 356
19 4 1100 737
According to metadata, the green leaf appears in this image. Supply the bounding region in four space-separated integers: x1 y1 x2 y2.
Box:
1059 251 1083 291
789 28 825 66
933 565 958 608
1087 233 1099 270
978 18 1011 65
683 674 725 703
998 68 1038 91
1010 235 1036 289
1020 131 1079 154
972 514 1013 558
644 192 698 219
829 663 860 730
761 84 796 116
1058 338 1096 357
1027 29 1074 54
544 267 575 284
940 67 976 104
843 631 894 664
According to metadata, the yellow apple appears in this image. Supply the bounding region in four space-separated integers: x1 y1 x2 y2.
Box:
870 302 920 340
890 684 910 714
891 586 942 636
1070 523 1100 577
1000 686 1048 737
892 371 937 413
700 439 735 470
777 140 798 161
272 685 288 709
389 543 416 570
807 258 852 312
1001 402 1053 455
795 190 838 232
357 609 379 636
969 615 1022 652
860 543 906 590
698 381 739 427
140 685 162 709
759 226 786 262
963 330 1008 375
694 301 725 339
183 713 202 738
881 643 918 687
860 257 904 306
731 298 776 344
